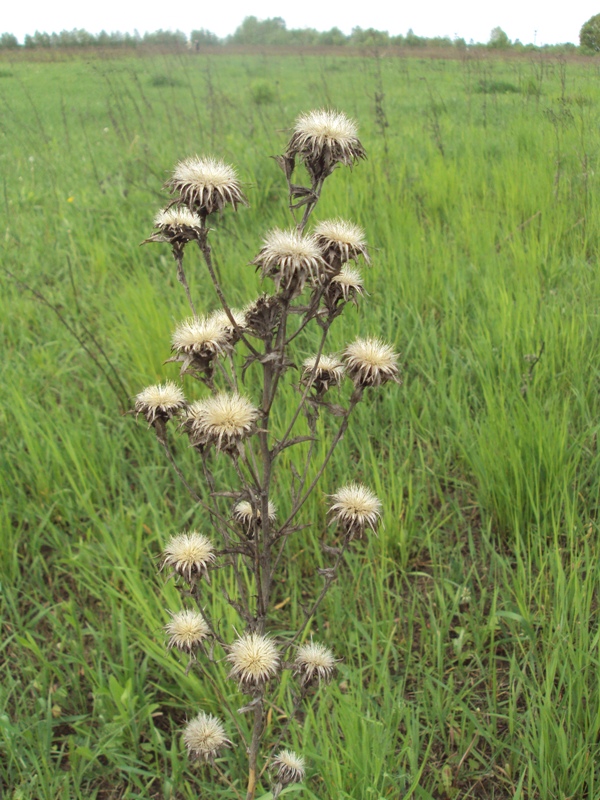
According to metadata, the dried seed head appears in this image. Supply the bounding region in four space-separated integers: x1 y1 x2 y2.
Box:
329 483 382 537
172 316 232 357
183 712 231 762
166 156 247 216
162 531 216 582
134 381 186 425
182 393 259 453
343 337 400 387
328 265 365 305
294 640 337 686
227 632 280 690
165 609 210 651
302 354 344 395
313 218 369 270
253 229 327 299
209 308 247 337
244 295 282 340
232 500 277 538
143 206 203 254
272 750 306 786
285 109 366 183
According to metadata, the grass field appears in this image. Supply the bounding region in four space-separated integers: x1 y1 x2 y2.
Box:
2 49 600 799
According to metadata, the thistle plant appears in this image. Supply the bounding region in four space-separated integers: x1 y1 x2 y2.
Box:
136 108 399 799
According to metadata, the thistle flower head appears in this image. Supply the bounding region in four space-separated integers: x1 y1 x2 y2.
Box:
162 531 216 582
183 712 231 762
272 750 306 786
166 156 247 216
343 337 400 387
324 265 366 308
329 483 382 537
294 640 337 686
182 393 259 453
302 354 344 394
134 381 186 425
172 316 231 357
232 500 277 538
142 206 203 252
314 218 370 268
253 228 327 298
227 632 280 690
285 109 366 182
243 294 282 340
165 609 210 651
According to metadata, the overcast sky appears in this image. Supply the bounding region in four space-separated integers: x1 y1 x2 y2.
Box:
5 0 599 45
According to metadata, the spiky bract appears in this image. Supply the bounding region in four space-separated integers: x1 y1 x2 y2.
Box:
165 609 210 651
183 712 231 762
162 531 215 582
166 156 247 215
227 632 280 690
343 337 400 387
134 382 186 426
329 483 382 537
182 393 259 452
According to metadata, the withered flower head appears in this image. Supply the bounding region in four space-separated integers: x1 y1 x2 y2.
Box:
134 381 186 425
183 712 231 762
172 316 231 357
166 156 247 216
243 295 282 340
253 229 327 298
302 354 344 394
162 531 216 582
183 393 259 453
208 308 247 346
227 632 280 690
328 266 365 304
294 640 337 686
143 207 203 253
232 500 277 537
313 218 370 270
329 483 382 537
285 109 366 183
343 337 400 387
272 750 306 786
165 609 210 651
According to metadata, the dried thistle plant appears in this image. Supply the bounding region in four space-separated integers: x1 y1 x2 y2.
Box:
136 108 399 799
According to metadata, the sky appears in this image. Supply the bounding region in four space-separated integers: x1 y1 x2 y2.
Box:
5 0 600 45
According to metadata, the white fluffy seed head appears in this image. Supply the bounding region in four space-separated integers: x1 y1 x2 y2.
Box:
294 110 359 147
184 393 259 451
295 641 337 685
343 337 400 387
167 156 247 215
232 500 277 525
272 749 306 785
285 109 366 181
134 381 186 424
154 206 202 229
171 316 231 356
329 483 382 536
183 712 230 762
208 307 247 333
253 229 326 297
162 531 216 582
313 218 369 266
302 354 344 392
227 632 280 689
165 609 210 650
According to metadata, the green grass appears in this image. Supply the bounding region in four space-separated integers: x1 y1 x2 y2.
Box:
2 50 600 798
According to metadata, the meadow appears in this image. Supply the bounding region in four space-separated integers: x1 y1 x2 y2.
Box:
2 47 600 799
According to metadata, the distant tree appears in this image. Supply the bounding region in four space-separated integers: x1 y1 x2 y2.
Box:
580 13 600 51
488 27 511 48
24 31 52 48
191 29 219 47
319 27 347 46
143 29 187 46
230 16 287 45
0 33 19 48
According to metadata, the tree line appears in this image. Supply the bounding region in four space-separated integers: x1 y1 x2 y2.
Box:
0 18 587 53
